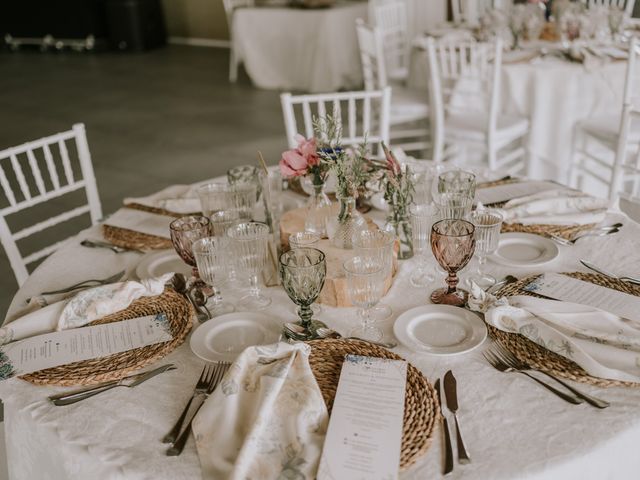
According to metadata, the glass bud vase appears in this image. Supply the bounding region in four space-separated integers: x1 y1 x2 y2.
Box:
304 177 332 237
331 195 367 249
384 209 414 260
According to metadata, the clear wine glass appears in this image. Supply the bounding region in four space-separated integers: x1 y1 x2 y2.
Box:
344 256 386 342
197 182 257 221
353 229 395 321
227 222 271 310
430 219 476 306
279 247 327 339
169 215 211 279
409 203 439 287
467 209 503 289
192 236 235 318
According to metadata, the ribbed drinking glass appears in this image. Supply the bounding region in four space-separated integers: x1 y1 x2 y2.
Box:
227 222 271 310
409 203 439 287
344 256 385 342
197 182 257 220
193 236 235 318
468 209 503 289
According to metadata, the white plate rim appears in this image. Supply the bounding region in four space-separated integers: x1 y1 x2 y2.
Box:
393 305 487 356
135 249 187 280
189 312 279 362
490 232 559 268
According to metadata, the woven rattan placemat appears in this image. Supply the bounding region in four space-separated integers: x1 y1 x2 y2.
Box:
493 272 640 388
307 338 438 470
102 204 181 250
21 288 193 386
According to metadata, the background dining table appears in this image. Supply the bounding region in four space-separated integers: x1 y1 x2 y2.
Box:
408 43 627 185
232 1 368 93
2 178 640 479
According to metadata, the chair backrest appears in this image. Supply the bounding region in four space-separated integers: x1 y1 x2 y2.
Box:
355 18 388 91
280 88 391 157
425 37 502 163
0 123 102 285
372 0 410 78
451 0 496 25
582 0 636 16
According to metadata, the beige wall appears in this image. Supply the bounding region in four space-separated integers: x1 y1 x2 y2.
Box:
162 0 230 41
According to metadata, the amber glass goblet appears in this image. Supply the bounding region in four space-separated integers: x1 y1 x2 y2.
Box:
169 215 211 278
430 219 475 306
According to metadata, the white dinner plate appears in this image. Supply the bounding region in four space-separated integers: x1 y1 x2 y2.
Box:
135 249 191 279
190 312 279 362
393 305 487 356
491 233 559 268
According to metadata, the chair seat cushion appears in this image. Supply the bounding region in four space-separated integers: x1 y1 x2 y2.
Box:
445 113 529 144
390 87 429 124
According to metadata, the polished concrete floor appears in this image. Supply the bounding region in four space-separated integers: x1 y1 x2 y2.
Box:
0 45 285 316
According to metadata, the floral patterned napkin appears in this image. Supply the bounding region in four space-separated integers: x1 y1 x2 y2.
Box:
192 342 328 480
470 284 640 383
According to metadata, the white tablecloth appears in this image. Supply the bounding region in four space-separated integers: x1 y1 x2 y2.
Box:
233 1 367 93
408 49 626 182
2 189 640 479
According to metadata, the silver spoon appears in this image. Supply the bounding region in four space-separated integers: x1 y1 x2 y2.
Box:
550 227 620 246
486 275 519 294
580 260 640 286
315 327 398 349
81 239 144 254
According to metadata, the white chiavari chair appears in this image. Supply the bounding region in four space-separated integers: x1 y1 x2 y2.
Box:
580 0 636 17
371 0 410 83
356 18 430 153
223 0 255 83
569 38 640 200
451 0 496 25
280 88 391 157
0 123 102 285
425 37 529 172
613 104 640 221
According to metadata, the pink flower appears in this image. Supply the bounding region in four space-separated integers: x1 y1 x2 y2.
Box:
295 134 319 167
382 142 401 177
280 149 309 178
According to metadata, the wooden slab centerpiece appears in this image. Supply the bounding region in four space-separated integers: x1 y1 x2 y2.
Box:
280 206 397 307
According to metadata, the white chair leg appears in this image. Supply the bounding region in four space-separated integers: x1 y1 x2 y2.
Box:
229 46 238 83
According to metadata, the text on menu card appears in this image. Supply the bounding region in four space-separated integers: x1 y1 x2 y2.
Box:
317 355 407 480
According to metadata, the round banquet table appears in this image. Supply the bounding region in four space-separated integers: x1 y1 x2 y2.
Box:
408 46 627 184
3 182 640 479
232 1 367 93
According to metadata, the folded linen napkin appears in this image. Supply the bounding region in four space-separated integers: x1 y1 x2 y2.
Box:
469 284 640 383
123 184 202 214
497 189 608 225
0 273 173 345
192 342 328 480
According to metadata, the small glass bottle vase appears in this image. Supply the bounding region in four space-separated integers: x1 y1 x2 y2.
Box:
384 213 414 260
304 177 332 237
331 195 367 249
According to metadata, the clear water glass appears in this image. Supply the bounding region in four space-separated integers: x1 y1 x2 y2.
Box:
279 248 327 337
437 170 476 199
289 231 321 249
210 209 242 236
436 192 473 220
353 229 395 321
468 209 503 289
343 256 385 342
227 164 261 199
197 182 257 220
193 236 235 318
227 222 271 310
409 203 439 287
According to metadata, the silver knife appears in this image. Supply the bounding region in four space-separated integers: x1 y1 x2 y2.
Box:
435 379 454 475
49 364 176 406
444 370 471 463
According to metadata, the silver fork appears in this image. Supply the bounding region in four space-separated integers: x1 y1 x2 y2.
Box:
39 270 126 296
162 365 215 444
81 239 144 254
166 362 231 456
494 344 610 408
483 348 583 405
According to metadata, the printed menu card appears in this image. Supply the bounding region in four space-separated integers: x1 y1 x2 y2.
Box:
476 180 559 205
0 314 172 380
524 273 640 322
317 355 407 480
103 208 173 239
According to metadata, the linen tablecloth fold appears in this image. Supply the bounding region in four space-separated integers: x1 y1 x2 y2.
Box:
192 342 328 480
483 295 640 383
123 184 203 214
0 274 172 345
498 189 608 225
